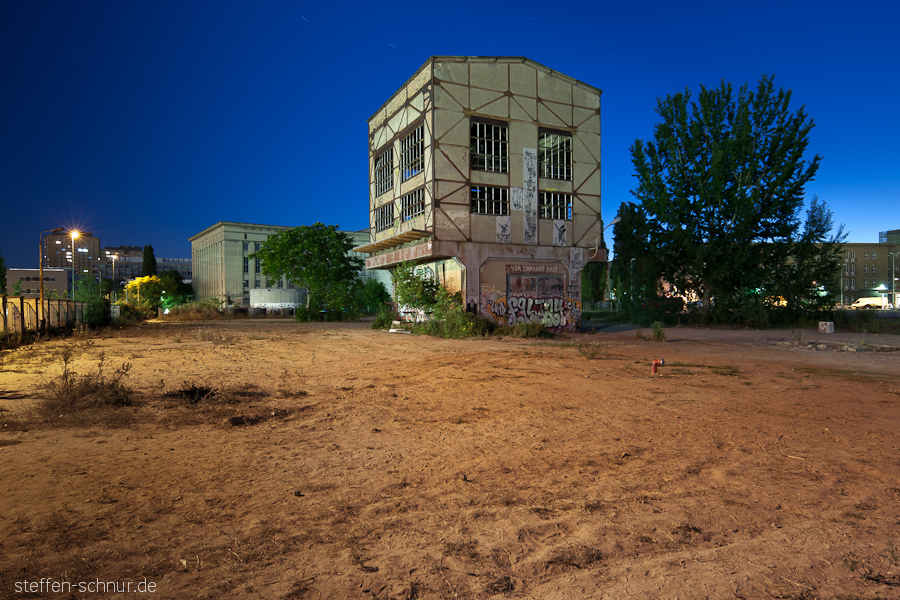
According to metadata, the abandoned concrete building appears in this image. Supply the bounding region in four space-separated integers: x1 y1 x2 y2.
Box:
353 56 606 331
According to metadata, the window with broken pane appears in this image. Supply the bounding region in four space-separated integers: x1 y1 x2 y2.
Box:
401 188 425 221
471 120 508 173
470 185 509 215
401 125 424 181
538 130 572 180
374 148 393 197
539 191 573 220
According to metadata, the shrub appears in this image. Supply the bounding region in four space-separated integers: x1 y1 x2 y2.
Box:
493 322 553 338
163 299 224 321
39 347 134 416
651 321 666 342
573 341 605 359
371 306 398 329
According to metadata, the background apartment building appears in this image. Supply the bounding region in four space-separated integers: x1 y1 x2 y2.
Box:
4 268 69 298
354 56 606 331
190 222 388 306
839 229 900 307
42 231 101 276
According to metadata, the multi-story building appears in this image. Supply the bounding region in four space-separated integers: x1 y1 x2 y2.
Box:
93 247 193 286
4 268 70 298
353 56 606 331
839 232 900 307
157 257 193 282
190 222 388 306
95 246 143 286
43 231 101 277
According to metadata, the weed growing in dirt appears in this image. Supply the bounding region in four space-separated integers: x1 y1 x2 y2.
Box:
493 322 553 338
651 321 666 342
573 341 606 359
710 364 742 377
843 541 900 585
39 346 134 418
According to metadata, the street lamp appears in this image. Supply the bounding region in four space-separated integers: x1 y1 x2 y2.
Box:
876 283 888 309
38 227 64 329
111 254 118 302
69 230 80 299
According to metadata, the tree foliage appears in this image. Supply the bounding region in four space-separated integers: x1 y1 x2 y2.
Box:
629 74 841 318
355 278 391 314
142 245 157 277
125 275 164 311
75 274 111 327
391 262 439 310
610 202 658 310
250 223 363 311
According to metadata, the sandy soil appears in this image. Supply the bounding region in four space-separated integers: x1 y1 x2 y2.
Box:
1 320 899 600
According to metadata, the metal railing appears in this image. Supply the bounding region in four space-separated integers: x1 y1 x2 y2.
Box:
1 296 84 335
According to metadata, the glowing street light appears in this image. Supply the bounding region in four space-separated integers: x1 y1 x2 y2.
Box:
70 230 80 299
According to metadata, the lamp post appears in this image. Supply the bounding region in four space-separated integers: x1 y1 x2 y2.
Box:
38 227 64 329
69 230 80 299
111 255 118 302
875 284 888 309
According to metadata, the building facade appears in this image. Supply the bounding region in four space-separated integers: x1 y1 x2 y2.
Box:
43 232 101 276
839 237 900 307
4 268 70 298
354 56 606 331
190 222 389 306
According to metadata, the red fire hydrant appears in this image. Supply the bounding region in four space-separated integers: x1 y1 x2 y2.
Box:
651 358 665 375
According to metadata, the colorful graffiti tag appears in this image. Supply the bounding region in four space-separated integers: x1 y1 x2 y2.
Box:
481 293 581 332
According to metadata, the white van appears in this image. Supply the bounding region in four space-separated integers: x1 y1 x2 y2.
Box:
850 297 888 309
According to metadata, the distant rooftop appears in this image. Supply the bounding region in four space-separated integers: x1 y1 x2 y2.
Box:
879 229 900 244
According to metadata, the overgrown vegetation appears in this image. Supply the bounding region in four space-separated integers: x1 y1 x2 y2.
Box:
36 347 134 423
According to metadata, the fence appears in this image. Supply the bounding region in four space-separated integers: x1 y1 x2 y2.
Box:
1 296 84 335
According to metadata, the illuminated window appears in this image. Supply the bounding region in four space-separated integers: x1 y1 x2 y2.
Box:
538 130 572 180
470 185 509 215
401 188 425 221
539 191 573 220
400 125 424 181
471 120 508 172
374 149 393 197
375 203 394 233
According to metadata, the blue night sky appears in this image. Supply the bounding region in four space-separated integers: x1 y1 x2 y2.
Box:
2 0 898 269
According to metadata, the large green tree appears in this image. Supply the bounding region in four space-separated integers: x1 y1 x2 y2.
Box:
609 202 659 310
142 245 157 276
250 223 363 311
630 75 831 316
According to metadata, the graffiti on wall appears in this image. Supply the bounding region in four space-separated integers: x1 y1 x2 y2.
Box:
482 291 581 331
523 149 538 245
496 215 511 244
481 267 581 331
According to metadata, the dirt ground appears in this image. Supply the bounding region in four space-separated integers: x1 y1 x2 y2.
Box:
1 319 899 600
